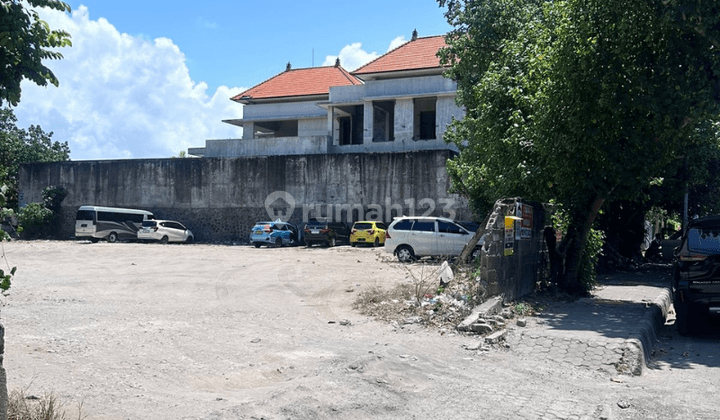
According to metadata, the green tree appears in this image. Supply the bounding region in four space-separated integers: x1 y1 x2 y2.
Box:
0 107 70 210
0 0 72 107
438 0 720 293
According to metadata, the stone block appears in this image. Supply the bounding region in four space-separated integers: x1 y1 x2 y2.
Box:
485 329 507 344
471 323 493 334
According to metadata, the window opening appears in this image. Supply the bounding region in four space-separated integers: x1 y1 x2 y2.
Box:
414 97 437 140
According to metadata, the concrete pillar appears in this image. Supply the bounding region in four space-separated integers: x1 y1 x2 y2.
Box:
328 107 339 146
394 98 413 142
363 101 373 144
479 198 545 302
436 96 464 141
242 122 254 140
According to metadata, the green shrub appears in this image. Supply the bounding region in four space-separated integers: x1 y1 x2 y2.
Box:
17 202 53 239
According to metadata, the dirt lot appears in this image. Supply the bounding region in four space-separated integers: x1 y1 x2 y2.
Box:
1 241 717 419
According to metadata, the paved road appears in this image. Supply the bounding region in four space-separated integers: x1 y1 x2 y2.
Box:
607 315 720 419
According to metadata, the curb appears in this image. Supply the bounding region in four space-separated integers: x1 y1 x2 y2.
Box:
620 287 672 375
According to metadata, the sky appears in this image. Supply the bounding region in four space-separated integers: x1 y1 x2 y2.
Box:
12 1 452 161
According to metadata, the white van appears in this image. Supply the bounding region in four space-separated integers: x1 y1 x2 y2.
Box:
75 205 154 243
384 216 482 262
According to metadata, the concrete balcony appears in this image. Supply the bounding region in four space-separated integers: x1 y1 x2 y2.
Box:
329 137 458 154
197 136 332 158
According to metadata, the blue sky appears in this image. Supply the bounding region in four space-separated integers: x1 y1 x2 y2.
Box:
12 1 452 160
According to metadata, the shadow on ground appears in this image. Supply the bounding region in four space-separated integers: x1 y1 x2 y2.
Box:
648 317 720 371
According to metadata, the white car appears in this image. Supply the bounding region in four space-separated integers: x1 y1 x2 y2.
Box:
384 216 482 262
138 220 194 244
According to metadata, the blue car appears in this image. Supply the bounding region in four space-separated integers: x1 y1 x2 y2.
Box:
250 220 302 248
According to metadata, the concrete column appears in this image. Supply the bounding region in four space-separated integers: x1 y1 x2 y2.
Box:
363 101 374 144
328 107 339 146
436 96 464 141
242 122 255 140
394 98 414 142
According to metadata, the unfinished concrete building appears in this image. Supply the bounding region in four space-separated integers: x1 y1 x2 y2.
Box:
188 32 464 157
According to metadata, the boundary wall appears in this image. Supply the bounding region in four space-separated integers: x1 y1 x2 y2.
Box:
18 150 471 242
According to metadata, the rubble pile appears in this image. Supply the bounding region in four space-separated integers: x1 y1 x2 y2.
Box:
354 260 536 335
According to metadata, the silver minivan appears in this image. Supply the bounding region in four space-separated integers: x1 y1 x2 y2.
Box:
383 216 481 262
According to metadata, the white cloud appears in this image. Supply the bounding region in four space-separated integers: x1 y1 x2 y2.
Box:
323 36 409 72
322 42 378 72
387 36 407 52
13 6 244 160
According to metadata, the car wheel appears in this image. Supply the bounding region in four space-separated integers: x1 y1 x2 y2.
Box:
254 243 261 248
396 245 415 263
351 242 357 247
160 235 169 244
107 232 118 243
185 236 194 244
469 247 482 262
305 241 312 247
374 237 380 247
274 237 282 248
90 238 99 243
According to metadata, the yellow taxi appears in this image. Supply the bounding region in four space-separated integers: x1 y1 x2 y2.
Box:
350 221 388 247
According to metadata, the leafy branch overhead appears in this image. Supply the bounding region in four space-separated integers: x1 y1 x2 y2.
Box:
438 0 720 293
0 0 72 107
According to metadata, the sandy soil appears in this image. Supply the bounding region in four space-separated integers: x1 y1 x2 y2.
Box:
1 241 717 420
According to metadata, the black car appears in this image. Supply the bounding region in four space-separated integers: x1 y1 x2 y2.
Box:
303 220 350 247
671 216 720 335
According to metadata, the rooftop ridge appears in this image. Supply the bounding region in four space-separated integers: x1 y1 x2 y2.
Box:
352 34 447 76
232 64 362 102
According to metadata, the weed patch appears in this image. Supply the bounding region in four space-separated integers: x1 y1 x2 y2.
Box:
7 387 85 420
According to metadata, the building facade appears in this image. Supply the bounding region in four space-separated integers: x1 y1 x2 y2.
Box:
188 33 464 158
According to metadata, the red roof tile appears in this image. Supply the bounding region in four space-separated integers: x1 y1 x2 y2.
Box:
353 35 447 75
232 65 362 102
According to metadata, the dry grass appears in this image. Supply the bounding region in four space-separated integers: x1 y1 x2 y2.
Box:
7 387 85 420
353 259 479 329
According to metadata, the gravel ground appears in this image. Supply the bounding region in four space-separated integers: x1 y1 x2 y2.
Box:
1 240 718 420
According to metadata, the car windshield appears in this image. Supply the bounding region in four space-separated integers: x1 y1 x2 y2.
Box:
457 221 479 232
306 221 327 228
354 223 373 230
687 227 720 253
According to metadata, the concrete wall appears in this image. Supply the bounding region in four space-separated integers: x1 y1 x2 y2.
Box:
478 198 546 301
18 150 471 243
299 117 328 137
243 100 325 120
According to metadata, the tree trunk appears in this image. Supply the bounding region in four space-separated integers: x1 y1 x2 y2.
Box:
559 196 606 294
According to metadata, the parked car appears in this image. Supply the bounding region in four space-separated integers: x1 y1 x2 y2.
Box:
304 220 350 247
250 220 302 247
350 221 387 247
671 216 720 335
138 220 194 244
661 229 683 260
384 216 483 262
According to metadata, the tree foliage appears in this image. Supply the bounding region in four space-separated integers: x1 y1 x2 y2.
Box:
0 0 72 107
438 0 720 293
0 107 70 209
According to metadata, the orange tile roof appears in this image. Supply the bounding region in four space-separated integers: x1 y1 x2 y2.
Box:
353 35 447 75
232 65 363 101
